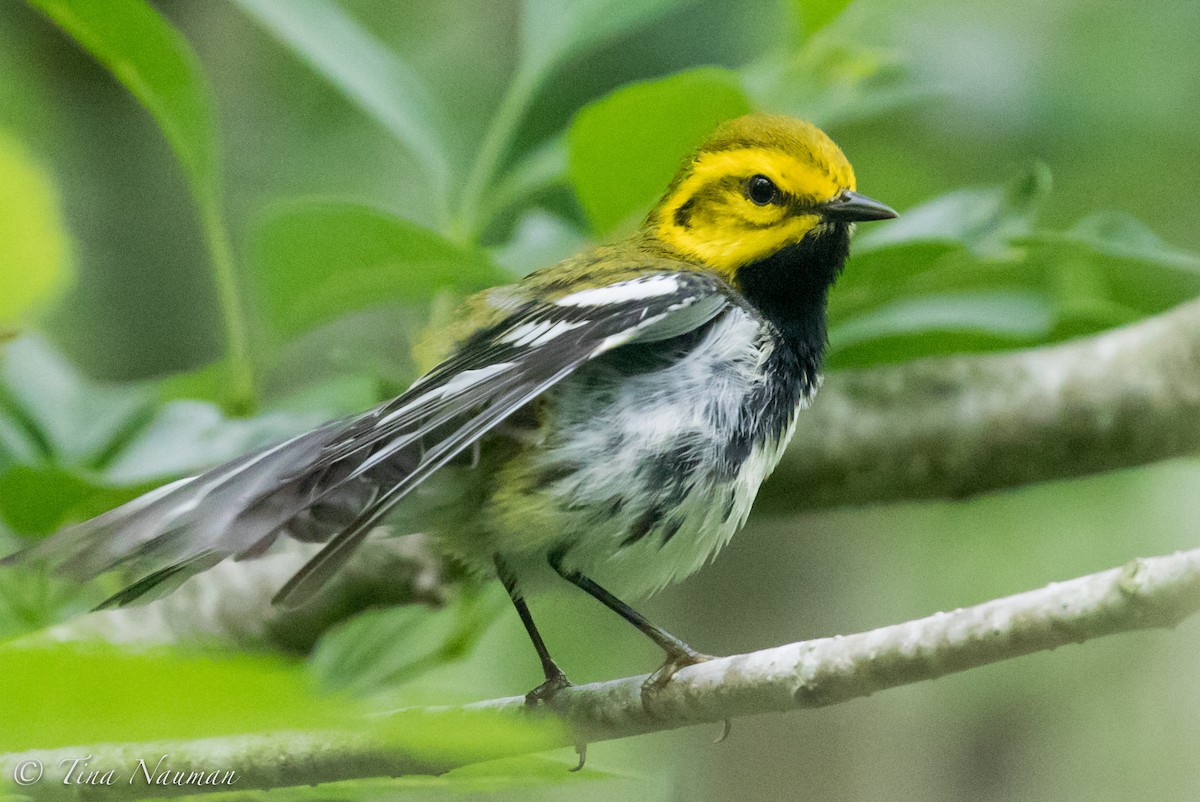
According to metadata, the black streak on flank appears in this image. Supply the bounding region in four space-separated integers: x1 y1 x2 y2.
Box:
621 506 663 546
535 462 577 488
639 443 703 514
660 516 684 545
721 493 737 523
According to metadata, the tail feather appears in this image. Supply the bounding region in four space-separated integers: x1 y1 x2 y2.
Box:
6 422 354 599
93 550 224 609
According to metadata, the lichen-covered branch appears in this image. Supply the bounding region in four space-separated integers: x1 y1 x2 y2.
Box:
767 296 1200 509
8 547 1200 800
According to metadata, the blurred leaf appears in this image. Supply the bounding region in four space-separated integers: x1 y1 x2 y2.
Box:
26 0 255 409
102 400 327 484
568 67 752 235
745 29 922 128
1047 260 1140 340
519 0 695 85
856 163 1052 259
225 756 622 801
0 464 97 536
1023 212 1200 315
792 0 855 39
25 0 217 199
0 565 91 640
482 135 570 230
310 584 505 696
0 465 145 537
832 165 1052 318
492 210 588 276
0 337 152 469
458 0 699 238
829 291 1053 367
0 641 357 750
153 358 232 406
827 164 1200 367
0 407 39 470
254 201 509 340
0 130 71 330
232 0 452 209
0 338 326 533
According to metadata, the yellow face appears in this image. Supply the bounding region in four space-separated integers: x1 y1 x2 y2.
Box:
650 115 861 280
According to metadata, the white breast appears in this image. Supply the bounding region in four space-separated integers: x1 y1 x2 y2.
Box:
503 307 813 597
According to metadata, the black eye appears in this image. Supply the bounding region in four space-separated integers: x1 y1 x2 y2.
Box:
746 174 780 206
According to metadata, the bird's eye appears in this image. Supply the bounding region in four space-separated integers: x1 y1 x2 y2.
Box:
746 174 780 206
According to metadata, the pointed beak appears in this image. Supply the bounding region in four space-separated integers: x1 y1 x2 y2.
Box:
822 191 898 223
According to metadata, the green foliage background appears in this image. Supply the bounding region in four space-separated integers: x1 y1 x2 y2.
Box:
1 0 1199 799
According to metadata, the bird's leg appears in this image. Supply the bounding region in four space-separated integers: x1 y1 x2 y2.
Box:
494 554 572 705
547 550 713 693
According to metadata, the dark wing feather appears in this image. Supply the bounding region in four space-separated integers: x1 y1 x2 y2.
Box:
4 270 732 608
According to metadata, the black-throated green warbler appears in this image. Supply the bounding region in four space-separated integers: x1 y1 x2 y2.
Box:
6 114 895 701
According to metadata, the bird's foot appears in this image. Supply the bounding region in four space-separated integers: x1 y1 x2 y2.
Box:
640 648 731 738
641 645 714 696
524 668 573 707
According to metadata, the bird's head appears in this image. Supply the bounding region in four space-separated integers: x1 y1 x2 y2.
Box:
644 114 896 288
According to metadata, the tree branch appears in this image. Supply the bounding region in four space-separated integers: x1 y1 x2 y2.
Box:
766 296 1200 509
8 547 1200 799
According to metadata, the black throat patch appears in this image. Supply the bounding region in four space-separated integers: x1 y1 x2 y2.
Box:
734 223 851 388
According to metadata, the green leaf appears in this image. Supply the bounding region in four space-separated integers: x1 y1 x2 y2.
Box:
233 756 622 800
568 67 752 235
0 130 71 330
0 337 151 469
1022 212 1200 315
310 585 505 696
102 400 327 484
792 0 855 39
0 564 92 640
832 165 1053 321
826 163 1200 367
744 10 923 130
829 291 1054 368
481 135 570 230
26 0 256 409
232 0 452 209
25 0 216 198
856 163 1052 259
0 339 327 535
492 211 588 276
0 465 145 537
519 0 695 84
457 0 699 238
254 201 510 339
0 641 357 750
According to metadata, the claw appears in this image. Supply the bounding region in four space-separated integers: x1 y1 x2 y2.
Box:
524 670 573 707
569 741 587 772
641 647 713 702
714 718 732 743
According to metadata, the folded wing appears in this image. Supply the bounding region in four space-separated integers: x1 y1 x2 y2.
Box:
4 271 732 608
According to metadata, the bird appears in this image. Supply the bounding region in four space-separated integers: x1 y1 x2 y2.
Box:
3 114 896 703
